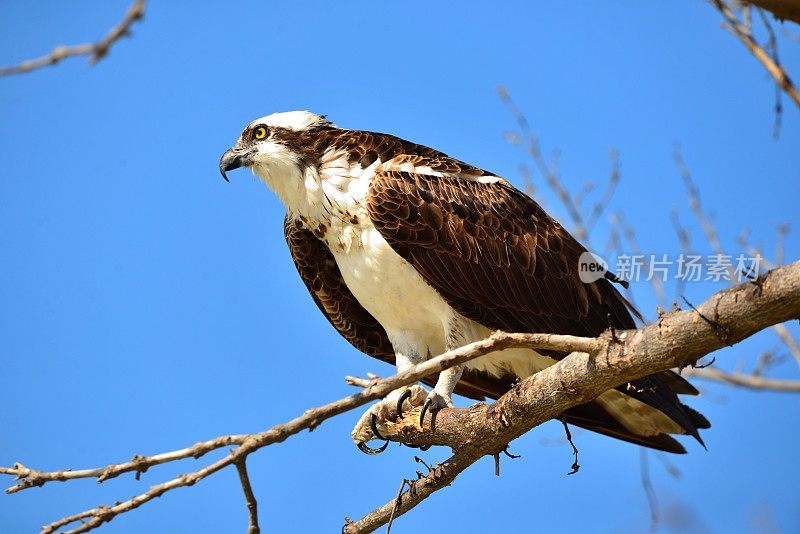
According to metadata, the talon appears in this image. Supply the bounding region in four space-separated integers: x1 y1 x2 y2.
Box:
396 389 412 418
370 413 387 441
356 440 389 455
419 398 432 426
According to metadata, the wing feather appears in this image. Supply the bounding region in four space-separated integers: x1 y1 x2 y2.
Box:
286 127 707 447
367 169 708 444
284 216 395 363
284 215 491 401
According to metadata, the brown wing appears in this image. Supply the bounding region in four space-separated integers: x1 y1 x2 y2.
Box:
367 170 708 444
367 170 633 336
281 214 697 451
284 216 394 363
284 214 495 401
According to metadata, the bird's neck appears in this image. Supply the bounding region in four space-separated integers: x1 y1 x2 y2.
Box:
254 159 325 222
256 150 373 244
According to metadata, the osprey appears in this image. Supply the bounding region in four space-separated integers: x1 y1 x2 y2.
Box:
219 111 709 454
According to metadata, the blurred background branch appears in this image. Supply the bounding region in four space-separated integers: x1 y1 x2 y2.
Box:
0 0 145 76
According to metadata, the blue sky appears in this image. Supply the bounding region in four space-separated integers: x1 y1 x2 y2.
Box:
1 1 799 533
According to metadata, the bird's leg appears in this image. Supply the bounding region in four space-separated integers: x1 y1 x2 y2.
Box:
419 318 468 425
352 349 428 452
420 364 463 425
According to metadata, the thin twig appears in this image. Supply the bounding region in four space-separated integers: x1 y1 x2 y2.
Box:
559 420 580 475
2 332 603 493
0 435 248 493
585 149 621 236
738 228 774 271
712 0 800 109
497 85 589 241
654 452 681 479
613 211 666 309
775 223 789 267
0 0 146 76
681 366 800 391
640 448 659 533
669 209 693 302
573 181 595 210
754 7 784 138
235 458 260 534
345 375 375 388
674 148 726 259
674 147 739 282
386 479 411 534
772 323 800 367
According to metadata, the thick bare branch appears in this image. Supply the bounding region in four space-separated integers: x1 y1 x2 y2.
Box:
345 261 800 533
0 0 145 77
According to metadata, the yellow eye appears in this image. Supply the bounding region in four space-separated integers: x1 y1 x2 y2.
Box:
254 126 268 140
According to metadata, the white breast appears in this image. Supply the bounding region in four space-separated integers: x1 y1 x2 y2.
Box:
331 225 452 355
298 151 555 380
329 222 556 380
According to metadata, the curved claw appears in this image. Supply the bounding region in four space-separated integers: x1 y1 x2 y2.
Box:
370 413 387 441
419 398 432 426
395 389 413 418
356 439 389 455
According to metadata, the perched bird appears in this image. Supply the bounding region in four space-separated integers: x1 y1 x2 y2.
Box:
219 111 709 454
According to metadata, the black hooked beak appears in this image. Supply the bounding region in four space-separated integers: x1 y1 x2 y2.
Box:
219 147 251 182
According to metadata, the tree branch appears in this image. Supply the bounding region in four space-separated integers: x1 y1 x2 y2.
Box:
712 0 800 110
344 261 800 533
681 365 800 391
677 148 800 367
0 0 146 77
497 85 591 241
235 458 260 534
0 434 249 494
1 332 602 532
3 262 798 532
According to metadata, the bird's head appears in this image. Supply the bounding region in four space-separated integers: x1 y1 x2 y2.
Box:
219 110 333 184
